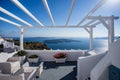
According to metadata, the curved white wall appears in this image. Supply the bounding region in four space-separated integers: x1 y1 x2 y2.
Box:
91 39 120 80
77 53 106 80
110 39 120 68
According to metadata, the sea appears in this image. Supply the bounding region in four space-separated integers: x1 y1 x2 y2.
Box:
14 37 109 52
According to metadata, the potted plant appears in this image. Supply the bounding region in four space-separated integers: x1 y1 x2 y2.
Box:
28 54 39 63
14 50 26 64
54 52 67 63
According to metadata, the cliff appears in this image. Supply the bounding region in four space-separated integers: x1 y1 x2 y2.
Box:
14 40 50 50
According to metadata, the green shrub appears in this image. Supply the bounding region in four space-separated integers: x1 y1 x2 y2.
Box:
28 54 38 58
16 50 26 56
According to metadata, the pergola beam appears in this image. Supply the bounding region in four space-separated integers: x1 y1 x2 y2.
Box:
84 28 90 33
91 21 101 26
77 0 107 26
11 0 44 26
88 15 119 50
42 0 55 26
30 26 96 28
88 15 119 27
65 0 76 26
99 19 109 30
88 16 119 20
0 17 22 28
82 19 97 27
0 7 32 27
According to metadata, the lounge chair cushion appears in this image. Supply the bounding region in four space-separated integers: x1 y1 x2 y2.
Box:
0 61 20 74
0 73 25 80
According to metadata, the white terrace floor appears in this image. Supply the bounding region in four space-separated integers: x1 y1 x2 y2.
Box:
37 61 77 80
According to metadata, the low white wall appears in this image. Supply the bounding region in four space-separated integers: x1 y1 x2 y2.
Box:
110 39 120 69
91 39 120 80
25 50 86 61
0 52 16 62
77 53 106 80
91 53 110 80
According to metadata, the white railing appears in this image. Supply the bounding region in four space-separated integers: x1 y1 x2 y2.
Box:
25 50 87 61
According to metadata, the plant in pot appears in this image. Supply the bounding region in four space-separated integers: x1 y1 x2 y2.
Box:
14 50 26 64
28 54 39 63
54 52 67 63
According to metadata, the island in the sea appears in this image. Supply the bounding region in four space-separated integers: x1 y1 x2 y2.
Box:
43 39 80 44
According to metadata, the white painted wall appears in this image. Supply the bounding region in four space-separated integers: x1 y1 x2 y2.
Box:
26 50 86 61
0 50 87 62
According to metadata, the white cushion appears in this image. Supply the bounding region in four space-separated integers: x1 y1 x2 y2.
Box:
11 61 21 74
0 61 20 74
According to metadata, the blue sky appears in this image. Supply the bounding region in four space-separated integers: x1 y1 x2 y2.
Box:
0 0 120 38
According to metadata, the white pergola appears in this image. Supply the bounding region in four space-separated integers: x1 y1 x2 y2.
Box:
0 0 119 50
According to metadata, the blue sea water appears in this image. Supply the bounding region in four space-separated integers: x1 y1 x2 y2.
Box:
14 37 108 51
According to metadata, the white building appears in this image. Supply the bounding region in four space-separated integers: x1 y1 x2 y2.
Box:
0 36 5 44
4 38 15 49
0 36 15 52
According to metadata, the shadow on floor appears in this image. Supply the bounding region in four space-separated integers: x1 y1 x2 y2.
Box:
43 61 77 69
60 67 77 80
39 61 77 80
